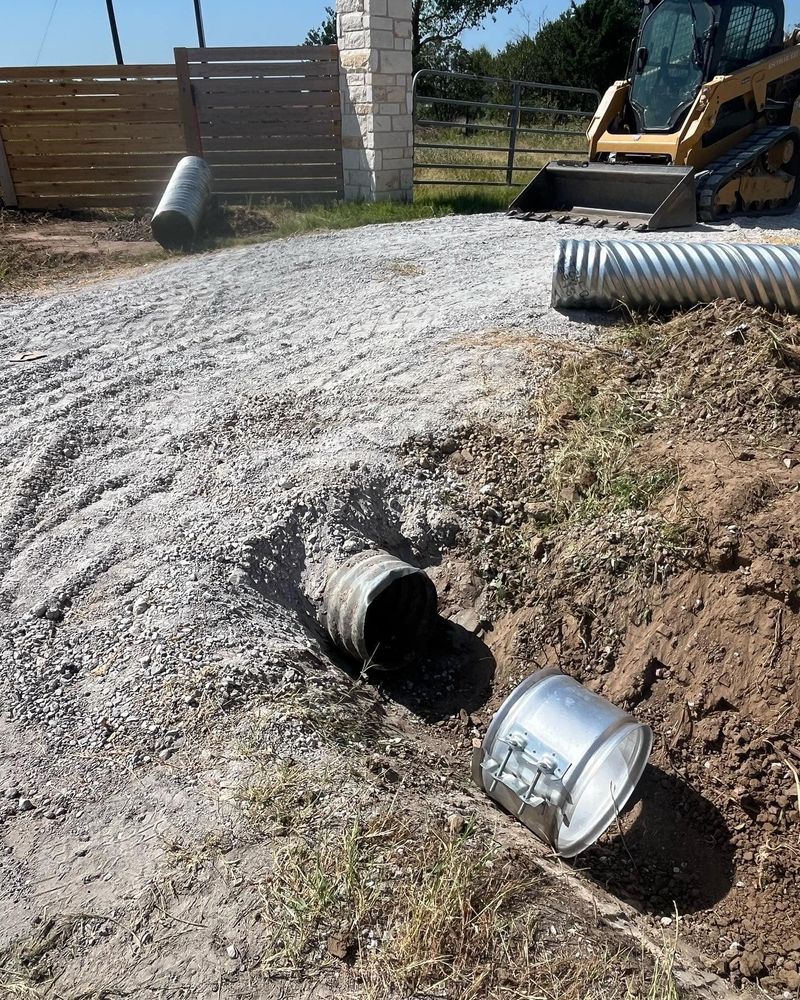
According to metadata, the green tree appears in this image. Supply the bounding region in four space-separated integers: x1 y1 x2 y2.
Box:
415 41 497 120
496 0 639 94
305 5 336 46
412 0 520 60
305 2 522 66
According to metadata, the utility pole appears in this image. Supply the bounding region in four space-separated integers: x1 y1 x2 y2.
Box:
105 0 124 65
193 0 206 47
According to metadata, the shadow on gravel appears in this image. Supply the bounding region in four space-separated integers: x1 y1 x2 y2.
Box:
377 619 496 722
578 763 735 916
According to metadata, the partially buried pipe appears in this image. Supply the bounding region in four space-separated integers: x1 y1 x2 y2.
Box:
321 550 438 670
151 156 213 250
552 239 800 313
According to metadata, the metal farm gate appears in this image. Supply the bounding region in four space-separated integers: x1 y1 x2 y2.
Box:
412 70 600 191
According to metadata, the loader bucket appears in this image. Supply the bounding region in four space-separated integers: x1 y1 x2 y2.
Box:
509 161 697 231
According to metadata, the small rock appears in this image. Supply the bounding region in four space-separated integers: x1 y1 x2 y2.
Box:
326 926 354 961
446 814 466 837
225 944 237 959
783 456 798 470
4 787 20 799
45 607 63 623
739 949 766 978
17 798 34 812
528 535 545 559
525 502 554 523
660 916 673 927
451 608 480 634
132 596 150 615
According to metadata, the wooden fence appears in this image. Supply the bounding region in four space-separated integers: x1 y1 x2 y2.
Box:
0 65 186 209
0 45 343 211
179 45 343 202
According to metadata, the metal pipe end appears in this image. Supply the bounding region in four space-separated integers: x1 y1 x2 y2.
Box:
321 549 438 670
151 156 213 251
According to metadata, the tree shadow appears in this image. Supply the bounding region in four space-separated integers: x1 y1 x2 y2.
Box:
577 763 735 916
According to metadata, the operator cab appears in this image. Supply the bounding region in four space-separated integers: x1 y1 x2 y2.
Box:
629 0 785 131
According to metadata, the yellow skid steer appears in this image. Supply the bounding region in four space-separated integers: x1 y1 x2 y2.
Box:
510 0 800 229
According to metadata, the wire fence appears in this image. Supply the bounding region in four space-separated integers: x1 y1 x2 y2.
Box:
413 70 601 189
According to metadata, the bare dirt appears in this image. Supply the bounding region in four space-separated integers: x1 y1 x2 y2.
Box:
413 301 800 995
0 208 168 292
2 211 800 998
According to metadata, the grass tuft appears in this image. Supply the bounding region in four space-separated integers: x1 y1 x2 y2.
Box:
536 346 677 524
257 807 682 1000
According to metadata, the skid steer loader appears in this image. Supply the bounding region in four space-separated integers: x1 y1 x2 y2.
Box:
509 0 800 229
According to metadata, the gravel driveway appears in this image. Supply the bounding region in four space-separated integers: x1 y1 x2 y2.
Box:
2 209 800 757
4 209 800 984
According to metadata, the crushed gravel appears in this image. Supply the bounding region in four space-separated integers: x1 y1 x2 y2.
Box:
2 209 800 763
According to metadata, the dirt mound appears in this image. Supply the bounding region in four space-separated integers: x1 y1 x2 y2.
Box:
413 302 800 994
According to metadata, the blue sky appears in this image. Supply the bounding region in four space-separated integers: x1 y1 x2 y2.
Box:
6 0 800 67
4 1 564 66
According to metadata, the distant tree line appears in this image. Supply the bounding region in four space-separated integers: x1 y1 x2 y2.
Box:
304 0 640 96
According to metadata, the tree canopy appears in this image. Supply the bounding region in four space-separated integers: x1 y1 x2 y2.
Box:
304 1 522 64
412 0 520 59
303 0 638 94
495 0 639 93
304 5 336 46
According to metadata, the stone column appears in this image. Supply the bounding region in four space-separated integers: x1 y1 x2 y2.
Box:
337 0 414 202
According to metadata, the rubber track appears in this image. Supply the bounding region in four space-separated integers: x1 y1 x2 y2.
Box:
696 125 800 221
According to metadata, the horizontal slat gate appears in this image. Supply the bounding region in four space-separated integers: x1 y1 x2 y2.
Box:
0 66 185 209
0 46 343 210
181 45 343 203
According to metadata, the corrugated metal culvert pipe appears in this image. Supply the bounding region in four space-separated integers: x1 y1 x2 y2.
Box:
552 239 800 313
151 156 213 250
321 549 438 670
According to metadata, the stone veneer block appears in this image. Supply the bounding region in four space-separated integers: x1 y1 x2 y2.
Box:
337 0 414 202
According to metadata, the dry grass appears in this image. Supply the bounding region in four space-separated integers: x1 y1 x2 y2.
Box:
0 916 92 998
414 121 587 189
535 343 679 524
382 258 426 279
0 243 161 294
163 831 231 874
236 759 322 836
256 805 682 1000
535 300 800 527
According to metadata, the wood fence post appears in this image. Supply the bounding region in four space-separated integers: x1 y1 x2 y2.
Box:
0 127 18 208
174 47 202 156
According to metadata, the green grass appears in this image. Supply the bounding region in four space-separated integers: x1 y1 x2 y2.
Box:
197 186 515 251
